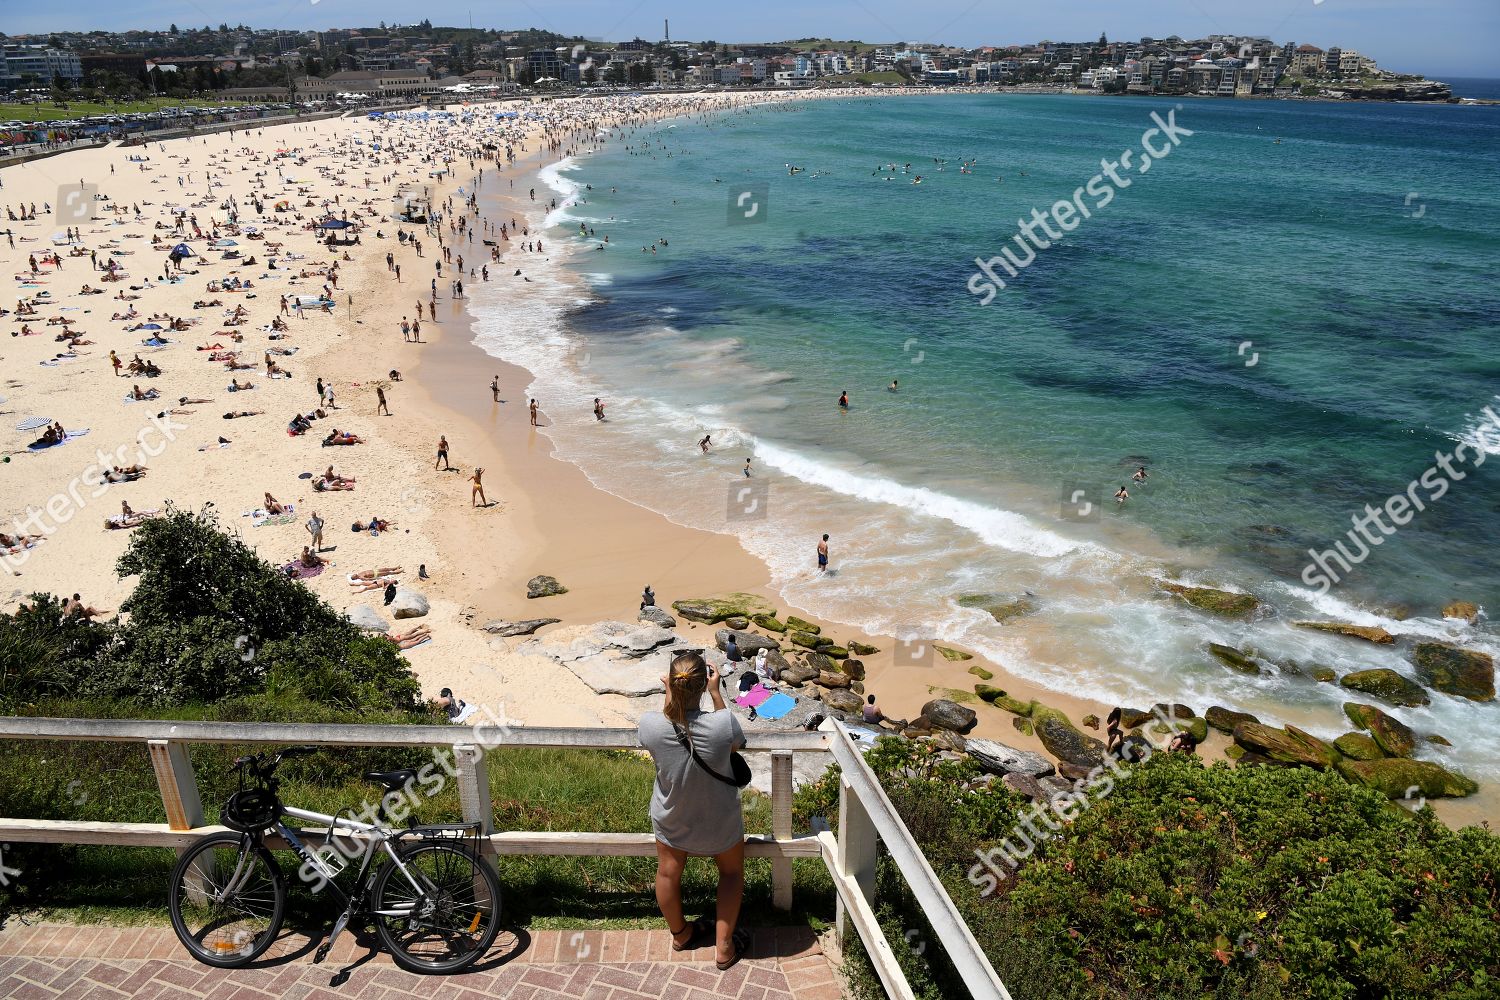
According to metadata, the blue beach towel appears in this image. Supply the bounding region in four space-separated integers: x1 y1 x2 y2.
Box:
756 692 797 720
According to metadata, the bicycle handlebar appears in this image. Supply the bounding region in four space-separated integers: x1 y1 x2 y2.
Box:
233 745 321 779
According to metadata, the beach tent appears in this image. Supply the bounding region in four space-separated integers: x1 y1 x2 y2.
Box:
316 219 352 230
15 416 52 432
50 231 72 245
170 243 195 258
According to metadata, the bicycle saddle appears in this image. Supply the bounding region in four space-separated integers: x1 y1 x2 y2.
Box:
364 769 417 791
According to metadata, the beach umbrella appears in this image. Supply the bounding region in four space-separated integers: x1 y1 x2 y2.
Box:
316 219 352 230
15 416 52 432
138 323 163 331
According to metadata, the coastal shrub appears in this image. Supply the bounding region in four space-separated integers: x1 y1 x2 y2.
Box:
806 739 1500 999
0 594 111 710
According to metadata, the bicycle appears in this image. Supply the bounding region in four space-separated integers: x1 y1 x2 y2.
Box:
167 745 502 974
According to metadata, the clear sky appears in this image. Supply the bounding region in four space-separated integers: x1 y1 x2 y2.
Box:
9 0 1498 78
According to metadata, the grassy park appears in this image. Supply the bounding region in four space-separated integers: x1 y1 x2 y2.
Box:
0 97 249 123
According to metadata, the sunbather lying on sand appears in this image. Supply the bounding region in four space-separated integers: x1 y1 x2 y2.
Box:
348 567 403 582
322 429 362 446
387 624 431 650
223 410 262 419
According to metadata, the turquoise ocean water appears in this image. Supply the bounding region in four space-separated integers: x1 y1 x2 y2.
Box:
467 92 1500 785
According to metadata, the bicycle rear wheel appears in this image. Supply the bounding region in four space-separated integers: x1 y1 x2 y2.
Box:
167 832 286 967
370 841 501 973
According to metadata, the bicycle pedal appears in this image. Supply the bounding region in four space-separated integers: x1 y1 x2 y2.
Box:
313 942 331 964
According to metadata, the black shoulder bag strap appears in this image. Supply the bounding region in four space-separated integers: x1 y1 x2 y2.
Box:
672 721 740 787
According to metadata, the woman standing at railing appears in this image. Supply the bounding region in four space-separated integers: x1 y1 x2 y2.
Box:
638 649 749 970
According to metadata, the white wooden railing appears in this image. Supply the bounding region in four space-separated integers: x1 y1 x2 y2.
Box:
0 717 1009 1000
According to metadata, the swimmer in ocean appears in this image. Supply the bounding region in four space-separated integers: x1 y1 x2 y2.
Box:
1115 486 1130 504
1132 466 1148 483
838 390 849 410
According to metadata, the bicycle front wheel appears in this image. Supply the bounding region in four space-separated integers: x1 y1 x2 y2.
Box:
371 841 502 973
167 832 286 968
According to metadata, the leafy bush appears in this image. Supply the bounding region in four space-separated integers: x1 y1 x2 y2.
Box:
813 739 1500 999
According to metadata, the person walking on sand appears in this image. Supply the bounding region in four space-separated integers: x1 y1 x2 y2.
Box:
306 510 324 553
435 434 451 471
638 650 749 971
529 398 539 426
376 385 390 416
469 467 487 507
817 533 830 574
110 350 122 377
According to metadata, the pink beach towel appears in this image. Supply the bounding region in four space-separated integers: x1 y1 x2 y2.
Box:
735 684 774 709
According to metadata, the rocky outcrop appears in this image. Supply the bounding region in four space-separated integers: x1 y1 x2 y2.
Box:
1232 723 1339 769
779 659 817 686
928 730 967 753
1157 581 1263 618
921 699 977 733
526 575 568 599
934 645 973 662
1033 706 1105 770
1339 668 1429 707
789 631 822 649
1332 732 1385 761
840 658 866 682
713 629 779 657
390 586 430 620
760 649 792 680
637 606 676 629
1441 601 1480 624
1208 643 1261 675
1118 708 1152 729
965 739 1056 778
968 665 994 681
1343 702 1416 758
817 669 851 689
752 614 787 633
345 604 388 632
1204 706 1259 734
848 641 880 656
785 616 820 635
1412 642 1495 701
483 617 560 637
957 593 1038 624
671 593 774 624
1336 758 1477 799
1293 621 1395 644
975 686 1034 716
823 688 863 714
803 652 837 675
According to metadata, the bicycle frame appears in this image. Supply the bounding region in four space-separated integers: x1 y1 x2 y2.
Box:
270 805 431 919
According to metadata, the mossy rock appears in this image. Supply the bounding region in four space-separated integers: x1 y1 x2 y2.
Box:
1311 665 1338 683
784 616 820 635
927 686 978 705
1224 744 1245 760
803 652 838 674
1336 758 1478 799
821 645 849 659
1441 601 1480 624
789 631 822 649
1339 668 1430 708
672 593 775 624
1411 642 1495 701
968 665 994 681
1185 718 1209 743
986 691 1035 717
1342 702 1417 758
1157 580 1263 618
1119 708 1152 729
934 645 973 662
848 641 879 656
1033 705 1105 769
1208 642 1261 675
1293 621 1395 644
1233 722 1340 770
724 616 750 631
839 658 865 681
1427 733 1453 747
1150 723 1172 735
1081 714 1100 730
1205 706 1260 734
1011 717 1034 737
1333 732 1386 761
956 592 1038 624
752 614 788 633
974 684 1006 703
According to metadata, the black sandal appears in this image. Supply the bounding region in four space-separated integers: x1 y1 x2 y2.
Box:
716 927 750 971
670 915 713 952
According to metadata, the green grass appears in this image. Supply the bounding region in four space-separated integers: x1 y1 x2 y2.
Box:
0 98 249 123
0 716 834 933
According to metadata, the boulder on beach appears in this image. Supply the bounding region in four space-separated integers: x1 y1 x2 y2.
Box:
823 688 863 714
928 729 967 753
1232 723 1339 770
390 586 430 620
607 624 676 658
1208 642 1261 675
848 641 880 656
724 616 750 631
1412 642 1495 701
1343 702 1417 758
671 593 774 624
956 592 1038 624
1152 703 1196 720
821 645 849 658
1204 706 1259 734
345 604 389 632
779 659 817 686
483 617 560 637
1339 667 1430 707
817 669 851 689
785 616 820 634
965 738 1056 778
638 606 677 629
968 664 994 681
760 649 792 679
1293 621 1395 644
1333 732 1386 761
713 629 779 657
1118 708 1152 729
1157 580 1264 618
840 658 866 681
526 575 568 599
1336 757 1478 799
789 630 822 649
934 645 973 662
1033 706 1105 770
803 651 837 674
1441 601 1480 624
920 699 978 733
752 613 787 633
1311 665 1338 683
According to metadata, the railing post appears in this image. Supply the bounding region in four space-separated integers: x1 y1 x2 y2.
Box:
771 749 793 911
148 740 204 858
834 773 878 945
454 745 493 837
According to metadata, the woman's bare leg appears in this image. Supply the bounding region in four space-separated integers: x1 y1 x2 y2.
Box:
653 841 693 947
713 841 746 963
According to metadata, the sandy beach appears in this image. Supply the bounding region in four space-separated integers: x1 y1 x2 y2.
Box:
1 90 1485 826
